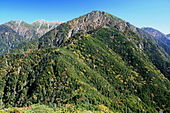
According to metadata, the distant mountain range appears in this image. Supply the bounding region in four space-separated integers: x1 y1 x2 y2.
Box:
142 27 170 55
0 11 170 112
142 27 170 44
5 19 62 39
0 20 62 54
167 33 170 39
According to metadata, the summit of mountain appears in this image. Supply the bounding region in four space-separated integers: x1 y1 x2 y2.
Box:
38 10 140 48
37 11 170 80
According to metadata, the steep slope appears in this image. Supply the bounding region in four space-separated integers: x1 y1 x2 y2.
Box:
142 28 167 40
0 20 62 54
142 27 170 55
0 11 170 112
38 11 125 48
0 25 25 54
1 27 170 112
32 19 62 36
38 11 170 79
167 34 170 40
142 27 170 45
5 21 38 39
5 20 62 39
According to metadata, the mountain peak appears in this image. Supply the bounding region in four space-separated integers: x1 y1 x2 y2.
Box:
3 19 63 40
6 20 28 25
84 10 120 21
32 19 48 24
32 19 63 24
39 11 136 48
88 10 107 15
142 27 166 38
66 10 123 34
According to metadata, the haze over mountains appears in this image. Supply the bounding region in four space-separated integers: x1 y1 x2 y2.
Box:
0 11 170 112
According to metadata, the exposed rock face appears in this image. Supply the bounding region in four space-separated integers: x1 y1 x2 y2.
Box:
68 11 118 34
67 11 128 36
39 11 140 48
5 21 37 39
4 20 62 39
32 19 63 37
0 20 62 54
1 11 170 112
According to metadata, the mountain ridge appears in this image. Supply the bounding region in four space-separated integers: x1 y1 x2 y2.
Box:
0 19 63 54
4 20 63 39
0 11 170 112
38 11 139 48
142 27 168 40
7 10 170 80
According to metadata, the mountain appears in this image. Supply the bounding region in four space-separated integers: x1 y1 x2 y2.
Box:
167 34 170 40
0 20 62 54
142 27 167 39
5 20 62 39
142 27 170 56
38 10 136 48
38 11 170 80
0 11 170 112
142 27 170 45
0 25 25 54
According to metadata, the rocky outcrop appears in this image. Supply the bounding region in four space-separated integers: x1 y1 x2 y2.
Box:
0 20 62 54
67 11 125 36
32 19 63 37
4 20 62 39
38 11 140 48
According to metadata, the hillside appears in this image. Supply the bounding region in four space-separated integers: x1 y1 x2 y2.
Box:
0 11 170 112
38 11 170 80
142 27 170 55
0 25 25 54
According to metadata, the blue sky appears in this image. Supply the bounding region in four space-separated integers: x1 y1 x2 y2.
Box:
0 0 170 34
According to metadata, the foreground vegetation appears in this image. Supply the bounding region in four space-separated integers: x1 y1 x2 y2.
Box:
0 104 118 113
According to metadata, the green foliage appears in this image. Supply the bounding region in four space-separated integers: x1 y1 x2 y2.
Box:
38 23 71 48
0 15 170 112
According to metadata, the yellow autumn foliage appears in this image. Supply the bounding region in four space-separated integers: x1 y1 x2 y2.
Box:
98 104 109 112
